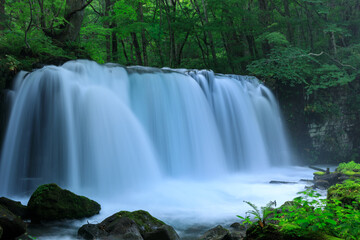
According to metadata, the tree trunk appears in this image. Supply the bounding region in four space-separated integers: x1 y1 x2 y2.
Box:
0 0 5 30
330 32 337 57
201 0 217 68
162 0 176 67
105 0 111 62
246 35 258 59
258 0 271 56
283 0 294 44
57 0 88 42
131 32 143 65
138 2 148 66
120 39 129 64
112 25 118 62
37 0 46 29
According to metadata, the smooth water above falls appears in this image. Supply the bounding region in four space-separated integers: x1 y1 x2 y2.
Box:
0 60 291 196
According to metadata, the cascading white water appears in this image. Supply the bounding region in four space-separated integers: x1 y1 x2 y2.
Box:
0 60 291 196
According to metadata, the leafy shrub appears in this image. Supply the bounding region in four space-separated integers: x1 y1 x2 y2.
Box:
337 161 360 173
240 188 360 239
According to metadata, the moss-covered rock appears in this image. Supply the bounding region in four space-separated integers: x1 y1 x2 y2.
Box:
0 197 28 219
314 171 326 176
0 204 26 239
78 210 180 240
116 210 165 235
27 183 100 222
327 179 360 208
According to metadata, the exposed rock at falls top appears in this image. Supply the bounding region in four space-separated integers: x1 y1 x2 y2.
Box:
312 166 360 190
27 183 100 222
0 197 28 219
78 210 180 240
0 204 26 239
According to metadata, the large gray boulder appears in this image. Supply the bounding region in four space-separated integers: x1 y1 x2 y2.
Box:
78 210 180 240
27 183 100 222
0 204 26 239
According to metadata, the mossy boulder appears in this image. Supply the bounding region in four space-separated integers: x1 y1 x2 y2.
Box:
0 204 26 239
27 183 100 222
78 210 180 240
327 179 360 208
0 197 28 219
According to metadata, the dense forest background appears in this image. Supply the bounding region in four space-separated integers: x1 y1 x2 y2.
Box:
0 0 360 163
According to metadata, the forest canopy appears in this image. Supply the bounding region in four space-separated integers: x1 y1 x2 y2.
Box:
1 0 359 75
1 0 360 123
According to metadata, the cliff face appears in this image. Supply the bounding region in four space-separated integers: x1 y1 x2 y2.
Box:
304 82 360 163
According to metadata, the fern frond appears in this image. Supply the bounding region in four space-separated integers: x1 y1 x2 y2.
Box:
244 201 261 219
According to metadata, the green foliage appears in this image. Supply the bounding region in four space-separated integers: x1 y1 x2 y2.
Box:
327 179 360 209
274 188 360 239
337 161 360 173
257 32 289 47
239 186 360 239
247 47 355 95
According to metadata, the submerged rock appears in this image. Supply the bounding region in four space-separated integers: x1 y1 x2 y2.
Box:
0 197 28 219
27 183 100 222
0 204 26 239
78 210 180 240
229 223 246 240
79 216 143 240
143 225 180 240
198 225 231 240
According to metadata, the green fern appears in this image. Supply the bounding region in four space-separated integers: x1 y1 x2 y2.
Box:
238 200 276 227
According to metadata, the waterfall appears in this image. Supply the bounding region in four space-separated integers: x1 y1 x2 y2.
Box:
0 60 291 196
